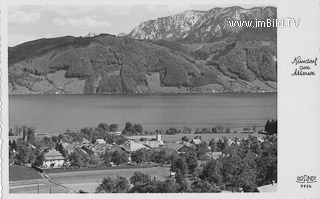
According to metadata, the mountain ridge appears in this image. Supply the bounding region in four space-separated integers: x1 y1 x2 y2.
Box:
8 6 277 95
128 6 276 43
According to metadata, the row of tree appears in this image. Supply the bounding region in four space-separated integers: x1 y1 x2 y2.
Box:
94 134 277 193
265 120 277 135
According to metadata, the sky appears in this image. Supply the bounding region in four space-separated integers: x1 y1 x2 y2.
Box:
8 4 273 47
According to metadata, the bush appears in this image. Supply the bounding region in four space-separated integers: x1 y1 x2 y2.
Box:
96 176 130 193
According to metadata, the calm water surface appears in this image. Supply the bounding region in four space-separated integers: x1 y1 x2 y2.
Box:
9 93 277 134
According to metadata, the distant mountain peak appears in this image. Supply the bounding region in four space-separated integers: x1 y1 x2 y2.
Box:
85 32 99 37
127 9 206 40
127 6 276 43
117 32 127 37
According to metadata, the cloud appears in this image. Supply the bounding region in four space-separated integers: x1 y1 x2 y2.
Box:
164 5 193 13
103 5 133 15
49 6 98 16
145 5 158 12
145 5 193 15
52 18 66 26
53 17 111 29
9 34 37 47
45 33 54 38
9 10 41 24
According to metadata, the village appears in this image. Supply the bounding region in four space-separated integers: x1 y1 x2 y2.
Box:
9 120 277 193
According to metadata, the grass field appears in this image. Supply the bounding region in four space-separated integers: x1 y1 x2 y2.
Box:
47 166 170 193
9 165 42 181
9 179 73 193
9 165 73 193
44 164 152 174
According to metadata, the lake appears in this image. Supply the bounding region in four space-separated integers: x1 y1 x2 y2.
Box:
9 93 277 135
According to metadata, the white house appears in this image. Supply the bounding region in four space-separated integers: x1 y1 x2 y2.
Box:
96 139 106 144
43 149 64 168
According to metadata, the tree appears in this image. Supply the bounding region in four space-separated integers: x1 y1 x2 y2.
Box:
51 135 58 143
58 134 64 142
237 151 258 192
69 151 89 167
181 136 189 143
34 150 44 166
101 151 111 165
201 159 223 185
264 120 271 133
201 128 209 134
212 127 218 134
270 120 277 135
209 138 218 152
98 123 109 131
150 150 167 165
165 128 179 135
226 127 231 134
216 139 226 152
14 140 35 164
133 124 143 134
9 128 13 136
131 149 150 164
171 156 188 176
96 176 130 193
22 126 27 141
184 149 198 174
114 135 127 145
11 140 17 151
216 125 224 133
122 122 133 135
196 142 210 160
129 172 153 192
140 137 148 141
183 126 192 134
111 151 128 165
160 178 180 193
265 120 277 135
108 124 119 132
191 180 220 193
55 143 68 158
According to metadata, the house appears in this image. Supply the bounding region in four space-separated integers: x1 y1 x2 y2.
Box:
61 142 69 148
109 131 122 136
162 143 184 151
82 138 91 146
191 137 201 145
211 152 222 160
108 145 125 153
43 149 64 168
161 143 189 153
91 143 111 156
121 140 147 152
96 139 106 144
257 136 265 143
140 141 163 148
161 148 178 157
64 143 75 155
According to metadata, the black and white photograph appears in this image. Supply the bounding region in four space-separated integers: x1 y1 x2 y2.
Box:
1 0 319 198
